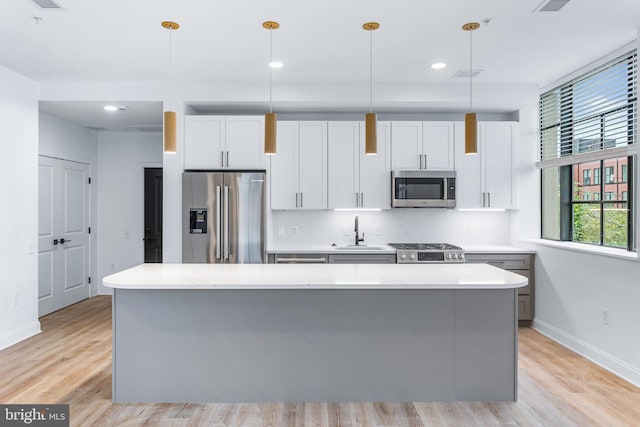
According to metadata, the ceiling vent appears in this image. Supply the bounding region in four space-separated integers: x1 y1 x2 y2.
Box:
452 70 483 79
32 0 62 9
534 0 570 12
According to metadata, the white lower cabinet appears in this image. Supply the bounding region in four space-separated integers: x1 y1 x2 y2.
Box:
270 121 327 210
454 121 517 209
328 121 391 209
184 115 266 170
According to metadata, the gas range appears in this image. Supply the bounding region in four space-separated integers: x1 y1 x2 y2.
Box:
387 243 465 264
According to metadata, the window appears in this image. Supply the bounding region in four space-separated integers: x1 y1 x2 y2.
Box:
605 166 615 184
539 50 636 251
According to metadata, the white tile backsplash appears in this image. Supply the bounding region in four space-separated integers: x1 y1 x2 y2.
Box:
269 209 512 247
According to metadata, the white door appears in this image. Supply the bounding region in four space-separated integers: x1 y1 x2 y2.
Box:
391 121 423 170
38 156 91 317
226 116 266 169
423 122 455 170
328 122 360 209
184 116 225 169
298 121 328 209
483 122 516 209
270 121 300 210
359 121 391 209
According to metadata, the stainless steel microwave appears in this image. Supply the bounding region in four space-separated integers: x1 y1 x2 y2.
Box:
391 170 456 208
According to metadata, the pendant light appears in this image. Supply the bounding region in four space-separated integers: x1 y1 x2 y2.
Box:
363 22 379 155
462 22 480 155
161 21 179 153
263 21 280 155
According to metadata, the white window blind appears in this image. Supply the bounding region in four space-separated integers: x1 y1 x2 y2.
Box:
539 51 637 166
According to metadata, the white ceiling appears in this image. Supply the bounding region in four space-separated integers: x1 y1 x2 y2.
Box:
2 0 640 129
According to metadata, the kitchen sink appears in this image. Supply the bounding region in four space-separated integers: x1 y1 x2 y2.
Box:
334 245 388 251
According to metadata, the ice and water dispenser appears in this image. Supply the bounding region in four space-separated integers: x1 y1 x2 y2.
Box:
189 209 207 234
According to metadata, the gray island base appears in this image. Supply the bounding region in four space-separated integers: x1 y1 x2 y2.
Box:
105 264 525 403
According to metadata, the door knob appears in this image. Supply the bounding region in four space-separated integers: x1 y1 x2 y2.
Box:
60 238 71 244
53 239 59 245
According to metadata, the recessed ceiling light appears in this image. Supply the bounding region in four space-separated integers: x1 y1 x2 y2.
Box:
104 105 118 112
269 61 283 69
431 62 447 70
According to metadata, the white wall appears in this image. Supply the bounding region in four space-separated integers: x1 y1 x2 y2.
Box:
0 66 40 350
96 131 162 294
513 93 640 385
38 112 99 295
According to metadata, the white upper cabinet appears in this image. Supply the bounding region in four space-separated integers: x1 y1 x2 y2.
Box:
184 115 266 170
328 121 391 209
391 121 455 171
270 121 327 210
454 121 517 209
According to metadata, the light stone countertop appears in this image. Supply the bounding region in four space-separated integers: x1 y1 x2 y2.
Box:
267 244 397 254
103 263 528 290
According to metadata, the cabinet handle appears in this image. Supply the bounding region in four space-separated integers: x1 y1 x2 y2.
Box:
275 257 327 263
423 154 427 169
295 192 299 208
482 192 486 207
360 192 364 207
419 154 423 170
488 192 491 207
226 151 230 167
356 192 359 207
221 151 225 167
300 192 303 208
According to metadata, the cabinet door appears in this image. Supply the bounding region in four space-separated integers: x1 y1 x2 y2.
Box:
299 121 328 209
454 121 483 208
225 116 266 169
483 122 516 209
391 122 423 170
423 122 455 170
270 122 299 210
184 116 225 169
359 121 391 209
328 122 360 209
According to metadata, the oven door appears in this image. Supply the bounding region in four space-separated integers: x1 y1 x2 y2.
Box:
391 171 456 208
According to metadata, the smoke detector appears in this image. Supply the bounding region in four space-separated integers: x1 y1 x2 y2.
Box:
32 0 63 9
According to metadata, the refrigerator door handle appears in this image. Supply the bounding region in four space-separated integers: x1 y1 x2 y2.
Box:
223 186 230 260
215 185 222 259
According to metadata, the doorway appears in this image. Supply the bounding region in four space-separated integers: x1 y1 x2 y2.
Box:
144 168 163 263
38 156 91 317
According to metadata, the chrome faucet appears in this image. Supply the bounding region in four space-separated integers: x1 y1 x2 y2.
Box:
354 215 365 246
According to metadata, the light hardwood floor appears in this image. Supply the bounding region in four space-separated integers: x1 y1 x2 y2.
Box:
1 296 639 426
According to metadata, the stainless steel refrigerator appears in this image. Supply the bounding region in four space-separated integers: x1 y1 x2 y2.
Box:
182 171 266 263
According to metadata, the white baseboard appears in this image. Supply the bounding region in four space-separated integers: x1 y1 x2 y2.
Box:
0 321 41 351
533 318 640 388
95 288 113 296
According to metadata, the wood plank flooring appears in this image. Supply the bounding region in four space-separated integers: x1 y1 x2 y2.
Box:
1 296 639 426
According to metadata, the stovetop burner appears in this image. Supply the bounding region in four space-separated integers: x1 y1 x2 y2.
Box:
388 243 463 251
387 243 465 263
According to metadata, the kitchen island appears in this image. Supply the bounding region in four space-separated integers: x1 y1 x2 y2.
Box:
103 263 527 403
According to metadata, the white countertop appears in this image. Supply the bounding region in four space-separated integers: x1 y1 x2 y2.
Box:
461 245 536 254
103 263 528 290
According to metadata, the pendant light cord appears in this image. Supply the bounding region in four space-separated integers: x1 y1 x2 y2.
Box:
369 30 373 113
168 28 173 111
469 29 473 111
269 29 273 113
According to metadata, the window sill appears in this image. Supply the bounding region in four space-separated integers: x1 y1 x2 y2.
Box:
521 239 638 261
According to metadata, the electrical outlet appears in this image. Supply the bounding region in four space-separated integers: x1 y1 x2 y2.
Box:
602 308 610 325
111 264 115 272
375 225 382 236
27 242 35 254
291 225 299 235
12 292 19 307
342 225 350 236
277 226 285 236
124 230 130 239
468 224 477 235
